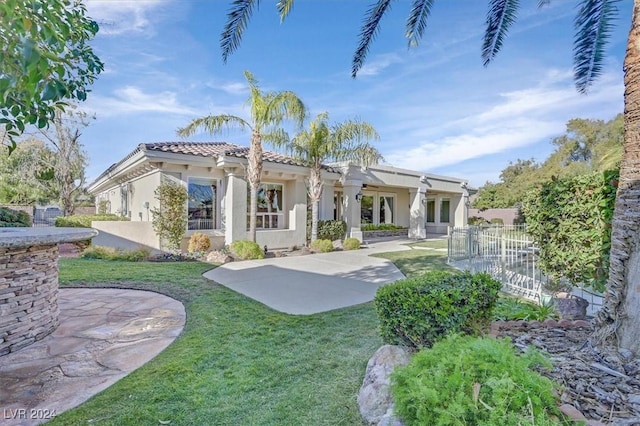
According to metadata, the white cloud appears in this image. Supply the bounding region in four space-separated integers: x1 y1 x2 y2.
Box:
358 53 404 76
383 67 624 172
85 86 199 118
86 0 171 36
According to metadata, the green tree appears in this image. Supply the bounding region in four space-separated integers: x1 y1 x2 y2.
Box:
177 70 306 242
273 112 382 241
151 180 188 252
0 137 50 204
219 0 640 354
0 0 103 150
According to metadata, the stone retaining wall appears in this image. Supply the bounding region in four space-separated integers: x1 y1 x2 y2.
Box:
0 244 59 356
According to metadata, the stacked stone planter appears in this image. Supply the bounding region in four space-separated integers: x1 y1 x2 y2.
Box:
0 227 97 356
363 229 409 239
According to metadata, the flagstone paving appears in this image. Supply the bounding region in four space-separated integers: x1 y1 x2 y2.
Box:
0 288 185 426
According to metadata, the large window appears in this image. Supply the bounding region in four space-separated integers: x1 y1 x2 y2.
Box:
379 195 395 224
426 199 435 223
333 192 344 221
249 183 284 229
188 178 216 230
440 198 450 223
361 194 374 224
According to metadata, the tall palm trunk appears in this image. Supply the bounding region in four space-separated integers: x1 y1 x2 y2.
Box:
247 130 263 242
308 167 323 242
594 0 640 354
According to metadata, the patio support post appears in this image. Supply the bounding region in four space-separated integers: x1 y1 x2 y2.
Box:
342 179 363 242
223 170 248 245
409 188 427 239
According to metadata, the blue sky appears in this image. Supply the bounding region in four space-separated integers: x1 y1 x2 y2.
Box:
81 0 632 187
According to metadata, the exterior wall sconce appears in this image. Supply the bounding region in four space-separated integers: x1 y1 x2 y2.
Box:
355 191 363 203
421 198 427 205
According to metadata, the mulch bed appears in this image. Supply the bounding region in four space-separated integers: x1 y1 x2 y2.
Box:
493 320 640 425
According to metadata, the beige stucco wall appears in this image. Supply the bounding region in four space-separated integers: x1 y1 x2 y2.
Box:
91 221 161 252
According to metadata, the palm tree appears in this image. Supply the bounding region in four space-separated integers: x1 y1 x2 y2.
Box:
221 0 640 354
177 70 306 242
273 112 382 242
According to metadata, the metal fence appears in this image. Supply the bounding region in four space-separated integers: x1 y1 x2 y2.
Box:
447 225 604 312
448 225 548 304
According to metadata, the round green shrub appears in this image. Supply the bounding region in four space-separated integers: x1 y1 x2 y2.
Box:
392 334 560 426
188 232 211 254
230 240 264 260
310 239 333 253
375 271 502 349
0 207 31 227
342 237 361 250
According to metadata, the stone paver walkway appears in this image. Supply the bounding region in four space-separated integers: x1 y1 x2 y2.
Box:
0 288 185 426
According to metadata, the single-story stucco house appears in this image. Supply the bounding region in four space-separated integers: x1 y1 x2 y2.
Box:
87 142 470 252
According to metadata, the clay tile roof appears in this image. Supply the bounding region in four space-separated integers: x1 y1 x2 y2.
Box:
144 141 308 167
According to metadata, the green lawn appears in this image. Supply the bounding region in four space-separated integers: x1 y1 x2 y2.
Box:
373 247 454 277
407 238 449 250
53 259 382 426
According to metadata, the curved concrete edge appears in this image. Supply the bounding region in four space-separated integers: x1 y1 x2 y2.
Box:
0 288 186 426
0 227 98 248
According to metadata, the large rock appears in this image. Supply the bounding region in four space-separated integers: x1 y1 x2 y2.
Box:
553 292 589 320
358 345 411 425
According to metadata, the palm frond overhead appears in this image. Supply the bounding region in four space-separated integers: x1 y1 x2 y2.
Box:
538 0 551 7
277 0 295 22
352 0 395 78
221 0 260 63
573 0 618 93
482 0 521 66
176 115 251 138
406 0 435 48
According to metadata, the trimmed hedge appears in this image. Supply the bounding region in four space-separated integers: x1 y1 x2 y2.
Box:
230 240 264 260
317 220 346 241
362 223 405 231
81 245 150 262
55 214 129 228
374 271 502 349
0 207 31 227
310 239 334 253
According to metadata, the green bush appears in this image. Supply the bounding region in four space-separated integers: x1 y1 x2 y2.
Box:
188 232 211 254
522 170 618 292
81 245 150 261
490 218 504 225
310 239 334 253
230 240 264 260
493 297 558 321
468 216 489 226
362 223 405 231
374 271 502 349
317 220 346 241
342 237 360 250
55 214 128 228
392 334 560 426
0 207 31 227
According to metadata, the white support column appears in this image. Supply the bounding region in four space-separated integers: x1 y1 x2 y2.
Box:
342 179 363 241
223 171 248 245
452 193 467 228
409 188 427 239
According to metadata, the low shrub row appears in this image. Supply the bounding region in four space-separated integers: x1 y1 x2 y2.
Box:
0 207 30 227
317 220 346 241
362 223 405 231
374 271 502 349
81 245 151 261
55 214 129 228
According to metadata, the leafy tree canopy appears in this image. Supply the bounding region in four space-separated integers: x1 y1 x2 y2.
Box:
0 0 103 150
473 113 623 209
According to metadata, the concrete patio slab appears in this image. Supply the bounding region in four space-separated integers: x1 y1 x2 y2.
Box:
204 239 412 314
